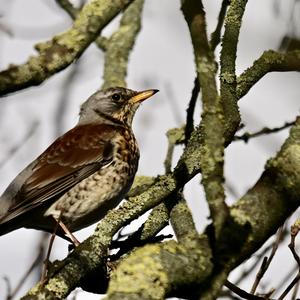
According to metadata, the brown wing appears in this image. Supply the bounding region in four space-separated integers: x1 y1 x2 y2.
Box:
1 123 117 223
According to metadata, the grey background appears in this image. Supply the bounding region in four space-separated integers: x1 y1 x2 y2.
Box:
0 0 299 299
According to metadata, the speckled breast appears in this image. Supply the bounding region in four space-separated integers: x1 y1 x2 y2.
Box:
45 127 140 232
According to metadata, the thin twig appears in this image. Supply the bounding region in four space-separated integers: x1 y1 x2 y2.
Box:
234 223 288 286
3 276 12 300
210 0 229 50
276 265 298 293
278 273 300 300
291 279 300 300
277 220 300 300
56 0 79 16
185 77 200 145
164 142 175 173
288 220 300 267
164 127 185 173
220 289 246 300
234 121 295 143
250 226 284 294
225 280 271 300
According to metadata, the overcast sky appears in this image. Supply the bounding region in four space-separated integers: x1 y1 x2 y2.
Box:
0 0 299 299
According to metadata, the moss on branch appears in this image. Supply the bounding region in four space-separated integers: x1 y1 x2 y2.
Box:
237 50 300 99
106 238 212 300
0 0 133 96
181 0 228 239
55 0 109 50
102 0 144 88
220 0 247 141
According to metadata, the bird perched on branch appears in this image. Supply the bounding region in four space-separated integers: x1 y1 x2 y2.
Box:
0 87 158 245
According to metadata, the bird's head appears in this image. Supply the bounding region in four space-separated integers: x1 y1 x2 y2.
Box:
79 87 158 127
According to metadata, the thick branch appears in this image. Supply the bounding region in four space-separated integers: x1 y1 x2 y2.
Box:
169 194 201 247
102 0 144 88
220 0 248 140
0 0 133 96
181 0 228 238
106 196 212 300
237 50 300 99
55 0 108 50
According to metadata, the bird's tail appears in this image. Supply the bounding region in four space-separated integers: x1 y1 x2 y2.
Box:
0 196 20 236
0 218 20 236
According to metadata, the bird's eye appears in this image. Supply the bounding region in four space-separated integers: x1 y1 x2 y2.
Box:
112 93 121 101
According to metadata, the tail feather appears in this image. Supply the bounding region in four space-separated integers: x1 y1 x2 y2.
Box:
0 217 20 236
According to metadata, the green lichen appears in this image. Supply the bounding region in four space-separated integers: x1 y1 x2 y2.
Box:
102 0 144 89
108 244 169 299
0 0 133 95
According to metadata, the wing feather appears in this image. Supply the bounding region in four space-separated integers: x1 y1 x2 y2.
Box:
0 123 119 223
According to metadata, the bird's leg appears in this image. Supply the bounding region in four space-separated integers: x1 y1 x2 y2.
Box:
55 217 80 247
41 213 62 284
41 214 80 284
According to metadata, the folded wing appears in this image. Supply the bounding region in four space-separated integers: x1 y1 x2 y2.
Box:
0 123 118 224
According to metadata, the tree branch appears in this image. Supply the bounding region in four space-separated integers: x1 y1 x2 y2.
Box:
234 121 295 143
184 77 200 145
225 280 267 300
210 0 229 51
0 0 133 96
220 0 248 141
164 126 185 173
237 50 300 99
250 226 284 294
55 0 109 50
181 0 228 241
102 0 144 88
105 195 212 300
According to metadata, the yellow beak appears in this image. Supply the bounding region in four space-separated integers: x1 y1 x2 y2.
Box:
129 89 159 104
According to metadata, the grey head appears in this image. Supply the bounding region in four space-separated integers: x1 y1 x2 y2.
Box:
78 87 158 127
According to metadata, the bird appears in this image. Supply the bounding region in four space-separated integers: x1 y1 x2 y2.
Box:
0 87 158 244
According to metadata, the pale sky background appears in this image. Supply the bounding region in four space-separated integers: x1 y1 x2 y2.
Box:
0 0 299 299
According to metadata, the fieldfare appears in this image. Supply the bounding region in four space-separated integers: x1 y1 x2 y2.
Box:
0 87 158 243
